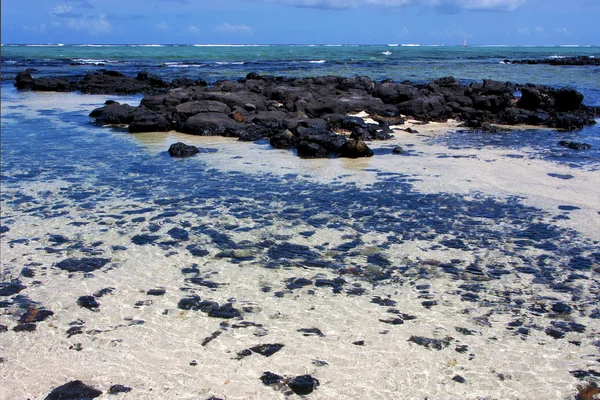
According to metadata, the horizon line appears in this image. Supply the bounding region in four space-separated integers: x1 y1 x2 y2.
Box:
2 43 599 47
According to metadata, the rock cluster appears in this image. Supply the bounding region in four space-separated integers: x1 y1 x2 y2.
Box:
15 70 598 158
15 69 173 95
509 56 600 66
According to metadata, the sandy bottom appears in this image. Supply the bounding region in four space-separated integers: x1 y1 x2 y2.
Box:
1 93 599 400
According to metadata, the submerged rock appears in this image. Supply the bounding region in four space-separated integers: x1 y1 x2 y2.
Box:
559 140 592 150
77 296 100 311
408 335 452 350
0 280 26 296
44 380 102 400
177 296 241 318
108 384 132 394
55 258 111 273
288 375 320 395
236 343 284 360
168 142 200 157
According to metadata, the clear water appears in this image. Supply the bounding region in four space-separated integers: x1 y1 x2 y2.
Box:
1 44 599 399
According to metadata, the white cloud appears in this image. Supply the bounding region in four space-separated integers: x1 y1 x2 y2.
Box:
67 15 112 34
535 26 544 33
397 26 409 37
186 25 200 35
445 0 526 11
260 0 525 11
155 21 169 32
517 27 530 36
215 23 254 34
554 27 569 35
52 5 74 16
21 23 48 34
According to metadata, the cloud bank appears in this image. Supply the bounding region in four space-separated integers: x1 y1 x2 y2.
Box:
262 0 526 11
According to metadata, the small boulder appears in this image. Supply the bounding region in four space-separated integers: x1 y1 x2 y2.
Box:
168 142 200 157
44 380 102 400
270 130 298 149
339 140 374 158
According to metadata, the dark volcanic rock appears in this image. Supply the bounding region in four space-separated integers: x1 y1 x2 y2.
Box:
89 102 136 125
77 295 100 311
183 113 246 136
131 234 160 245
270 129 298 149
260 371 284 386
297 141 329 158
168 142 200 157
108 385 132 394
55 258 111 273
511 56 600 66
408 335 452 350
44 380 102 400
559 141 592 150
339 139 374 158
13 323 37 332
0 280 26 296
288 375 320 395
128 111 169 133
237 343 285 359
19 307 54 323
177 296 241 318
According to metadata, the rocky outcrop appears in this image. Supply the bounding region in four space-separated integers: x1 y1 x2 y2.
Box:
15 69 168 95
15 70 599 158
509 56 600 66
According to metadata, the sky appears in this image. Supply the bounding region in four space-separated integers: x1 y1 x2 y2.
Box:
1 0 599 45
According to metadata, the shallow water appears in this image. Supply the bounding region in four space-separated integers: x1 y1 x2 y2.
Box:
1 83 599 399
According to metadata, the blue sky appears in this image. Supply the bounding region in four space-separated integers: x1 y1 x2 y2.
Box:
1 0 598 45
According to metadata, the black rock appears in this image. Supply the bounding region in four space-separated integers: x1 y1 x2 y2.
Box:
559 140 592 150
77 296 100 311
545 327 565 339
339 139 374 158
260 371 283 386
13 323 37 332
21 267 35 278
452 375 466 383
0 325 8 333
288 375 320 395
249 343 284 357
168 142 200 157
167 227 190 241
379 318 404 325
55 258 111 273
408 335 451 350
0 280 26 296
66 326 83 338
44 380 102 400
19 308 54 323
131 234 160 245
285 277 313 290
298 327 325 337
371 296 397 307
177 296 241 318
147 289 166 296
186 244 209 257
392 146 404 154
108 384 132 394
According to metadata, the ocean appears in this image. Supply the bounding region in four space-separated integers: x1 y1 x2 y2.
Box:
1 44 599 399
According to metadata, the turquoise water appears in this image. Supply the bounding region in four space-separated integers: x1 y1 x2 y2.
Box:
2 44 600 100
